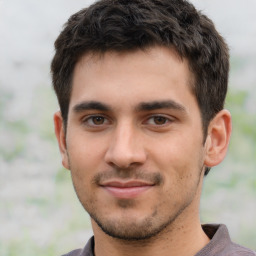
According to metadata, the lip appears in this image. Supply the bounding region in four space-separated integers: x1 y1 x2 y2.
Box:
100 180 154 199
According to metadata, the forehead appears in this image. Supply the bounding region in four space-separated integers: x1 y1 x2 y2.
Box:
70 46 196 112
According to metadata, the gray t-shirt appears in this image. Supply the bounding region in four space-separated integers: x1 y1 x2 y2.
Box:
62 224 255 256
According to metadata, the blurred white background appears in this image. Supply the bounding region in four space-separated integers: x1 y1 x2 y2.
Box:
0 0 255 255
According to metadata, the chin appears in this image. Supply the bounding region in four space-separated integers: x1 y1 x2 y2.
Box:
89 208 177 241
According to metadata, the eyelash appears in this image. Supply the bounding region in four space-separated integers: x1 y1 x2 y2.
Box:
145 115 173 126
82 115 111 126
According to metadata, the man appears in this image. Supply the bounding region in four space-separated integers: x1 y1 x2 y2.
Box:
51 0 255 255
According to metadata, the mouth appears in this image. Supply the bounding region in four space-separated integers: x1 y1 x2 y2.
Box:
100 180 154 199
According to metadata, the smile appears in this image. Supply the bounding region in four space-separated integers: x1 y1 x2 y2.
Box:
100 180 154 199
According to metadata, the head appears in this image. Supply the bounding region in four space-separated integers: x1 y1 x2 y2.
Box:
51 0 231 241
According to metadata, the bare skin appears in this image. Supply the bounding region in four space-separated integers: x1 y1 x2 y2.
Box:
54 46 232 256
92 176 209 256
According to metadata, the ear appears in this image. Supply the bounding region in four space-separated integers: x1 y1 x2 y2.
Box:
53 111 70 170
204 109 232 167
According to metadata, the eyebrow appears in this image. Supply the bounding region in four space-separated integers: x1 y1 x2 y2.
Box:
72 99 187 114
73 101 111 113
135 100 187 113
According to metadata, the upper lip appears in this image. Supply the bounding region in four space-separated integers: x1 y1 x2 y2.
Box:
100 180 154 188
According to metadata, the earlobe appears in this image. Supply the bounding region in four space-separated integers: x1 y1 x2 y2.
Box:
53 111 70 170
204 109 232 167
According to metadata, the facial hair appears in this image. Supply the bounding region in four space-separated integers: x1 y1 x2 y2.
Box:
70 162 204 241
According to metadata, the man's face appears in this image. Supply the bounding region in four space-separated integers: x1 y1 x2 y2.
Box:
58 46 208 240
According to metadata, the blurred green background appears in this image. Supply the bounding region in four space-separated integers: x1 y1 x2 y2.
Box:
0 0 255 255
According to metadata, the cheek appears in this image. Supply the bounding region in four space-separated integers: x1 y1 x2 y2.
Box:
151 135 203 184
66 135 109 193
67 132 106 166
150 135 191 170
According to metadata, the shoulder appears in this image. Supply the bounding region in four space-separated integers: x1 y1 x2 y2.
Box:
199 224 255 256
60 237 94 256
226 242 256 256
61 249 83 256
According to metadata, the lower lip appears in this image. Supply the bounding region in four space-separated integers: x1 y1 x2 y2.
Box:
103 186 152 199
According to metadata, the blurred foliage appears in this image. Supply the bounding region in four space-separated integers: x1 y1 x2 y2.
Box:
0 89 28 161
226 90 256 161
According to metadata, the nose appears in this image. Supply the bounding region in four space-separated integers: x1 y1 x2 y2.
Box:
104 122 147 169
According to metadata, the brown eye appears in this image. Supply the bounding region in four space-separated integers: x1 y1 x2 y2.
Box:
92 116 105 125
153 116 168 125
145 115 173 126
83 115 109 127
